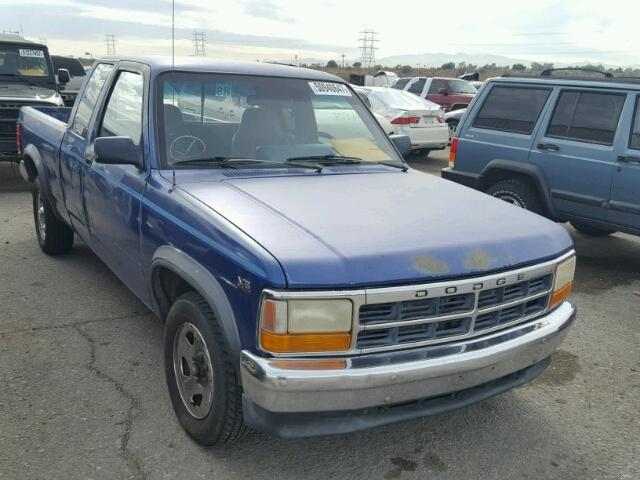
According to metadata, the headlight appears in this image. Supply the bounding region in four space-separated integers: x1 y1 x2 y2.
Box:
550 256 576 308
259 298 353 354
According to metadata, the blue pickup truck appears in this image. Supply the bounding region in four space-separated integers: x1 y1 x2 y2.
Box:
18 56 577 445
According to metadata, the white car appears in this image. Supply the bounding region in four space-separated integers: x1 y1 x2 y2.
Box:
355 86 448 153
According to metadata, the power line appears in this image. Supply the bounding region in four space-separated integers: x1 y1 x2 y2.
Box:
105 34 116 56
193 31 206 56
358 30 378 69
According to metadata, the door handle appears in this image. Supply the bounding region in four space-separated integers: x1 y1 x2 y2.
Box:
537 143 560 152
617 155 640 165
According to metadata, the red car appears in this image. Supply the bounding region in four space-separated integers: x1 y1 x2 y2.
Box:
393 77 476 112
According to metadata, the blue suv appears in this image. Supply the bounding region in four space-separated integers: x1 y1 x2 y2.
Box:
442 70 640 237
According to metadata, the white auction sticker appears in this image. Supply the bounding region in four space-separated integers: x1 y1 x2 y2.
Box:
19 49 45 58
308 81 351 96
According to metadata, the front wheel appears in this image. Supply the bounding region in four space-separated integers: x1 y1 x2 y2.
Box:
32 178 74 255
485 178 542 214
164 292 248 446
571 222 616 237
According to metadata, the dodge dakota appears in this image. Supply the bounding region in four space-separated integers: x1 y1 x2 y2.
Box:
18 56 576 445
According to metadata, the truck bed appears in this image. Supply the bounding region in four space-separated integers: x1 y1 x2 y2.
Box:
19 106 71 156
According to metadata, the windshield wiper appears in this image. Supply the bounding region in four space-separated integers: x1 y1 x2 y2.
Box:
286 154 362 165
171 157 323 172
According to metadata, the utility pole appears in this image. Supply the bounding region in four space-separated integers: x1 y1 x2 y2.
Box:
193 31 206 56
358 30 378 69
341 53 345 68
105 34 116 56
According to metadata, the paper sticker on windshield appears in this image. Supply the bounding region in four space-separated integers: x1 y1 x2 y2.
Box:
19 49 45 58
308 81 351 96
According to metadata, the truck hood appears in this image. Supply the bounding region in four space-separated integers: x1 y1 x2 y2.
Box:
0 82 57 101
180 170 572 288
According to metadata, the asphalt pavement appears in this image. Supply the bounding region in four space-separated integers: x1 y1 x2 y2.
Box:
1 151 639 480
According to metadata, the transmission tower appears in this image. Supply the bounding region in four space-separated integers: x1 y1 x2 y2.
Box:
105 34 116 56
358 30 378 69
193 32 206 56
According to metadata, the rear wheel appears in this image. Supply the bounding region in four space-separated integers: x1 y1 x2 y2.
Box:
571 222 616 237
447 120 459 141
485 178 542 214
164 291 248 446
32 178 74 255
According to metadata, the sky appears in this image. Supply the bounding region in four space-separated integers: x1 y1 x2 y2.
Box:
1 0 639 67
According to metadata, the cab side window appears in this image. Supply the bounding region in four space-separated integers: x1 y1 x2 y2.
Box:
428 79 446 94
408 78 425 95
547 90 625 146
630 97 640 150
98 71 144 145
71 63 114 138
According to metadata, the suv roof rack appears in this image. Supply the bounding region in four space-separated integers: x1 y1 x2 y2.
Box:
540 67 613 78
502 68 640 86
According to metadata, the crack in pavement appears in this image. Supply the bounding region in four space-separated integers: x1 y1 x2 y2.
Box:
72 324 149 480
0 312 151 336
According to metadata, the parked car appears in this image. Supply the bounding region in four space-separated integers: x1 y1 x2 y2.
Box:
51 55 87 106
353 88 395 135
442 71 640 237
18 56 576 445
393 76 476 112
0 33 65 162
444 107 466 140
355 86 448 153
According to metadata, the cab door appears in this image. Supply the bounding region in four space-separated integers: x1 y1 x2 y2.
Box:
59 62 114 240
607 95 640 230
82 64 149 301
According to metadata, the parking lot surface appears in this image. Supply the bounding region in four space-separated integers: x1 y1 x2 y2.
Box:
1 152 639 480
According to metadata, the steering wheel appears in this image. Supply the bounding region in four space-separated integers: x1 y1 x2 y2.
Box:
169 135 207 161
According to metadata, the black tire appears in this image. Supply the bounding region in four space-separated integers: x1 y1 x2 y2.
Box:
32 178 74 255
571 222 616 237
485 178 543 214
447 120 458 140
164 291 248 446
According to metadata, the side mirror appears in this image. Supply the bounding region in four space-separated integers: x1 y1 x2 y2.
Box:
438 88 449 96
57 68 70 84
390 134 412 157
94 136 143 169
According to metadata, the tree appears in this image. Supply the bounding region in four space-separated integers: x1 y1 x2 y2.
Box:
326 60 338 68
531 62 553 71
352 61 362 68
512 63 527 71
441 62 455 69
400 65 413 74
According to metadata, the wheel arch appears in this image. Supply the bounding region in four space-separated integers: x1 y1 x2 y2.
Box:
479 160 558 219
151 246 242 362
21 144 43 183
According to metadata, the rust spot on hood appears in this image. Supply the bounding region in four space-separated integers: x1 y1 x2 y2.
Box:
464 249 491 270
414 255 449 274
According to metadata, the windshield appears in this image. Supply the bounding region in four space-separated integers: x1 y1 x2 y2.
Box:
0 45 50 77
158 72 402 168
447 79 476 94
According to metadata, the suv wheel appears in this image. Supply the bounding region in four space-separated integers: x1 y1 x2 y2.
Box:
32 178 74 255
571 222 616 237
486 179 542 214
164 292 248 446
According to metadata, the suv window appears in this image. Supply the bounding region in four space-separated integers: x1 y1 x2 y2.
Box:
631 97 640 150
99 71 143 145
407 78 425 95
547 90 625 145
392 78 410 90
473 85 551 135
428 79 446 94
72 63 113 137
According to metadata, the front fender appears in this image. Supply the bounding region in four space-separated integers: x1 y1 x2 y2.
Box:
151 245 242 361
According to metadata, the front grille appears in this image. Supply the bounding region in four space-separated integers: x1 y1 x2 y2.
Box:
356 273 553 351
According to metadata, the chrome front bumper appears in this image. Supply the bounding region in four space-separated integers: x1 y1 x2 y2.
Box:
240 301 576 414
